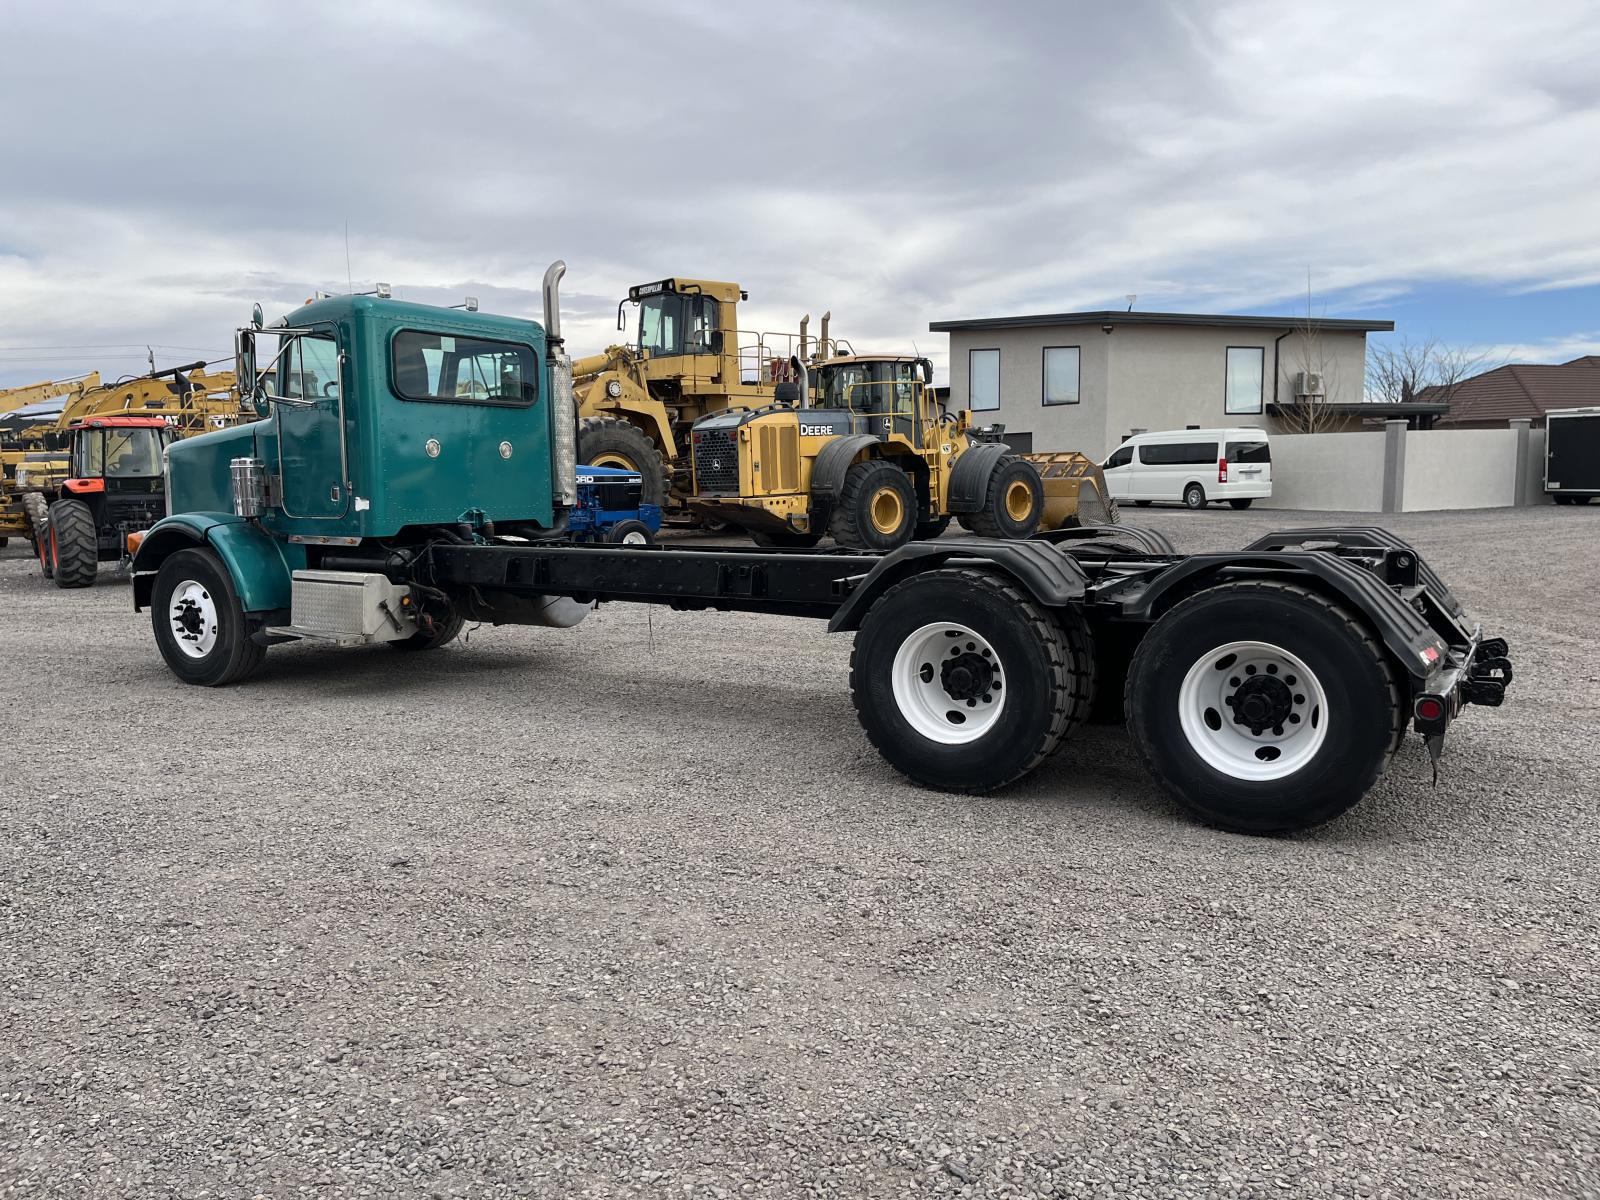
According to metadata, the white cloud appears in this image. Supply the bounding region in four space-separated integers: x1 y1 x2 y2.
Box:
2 0 1597 387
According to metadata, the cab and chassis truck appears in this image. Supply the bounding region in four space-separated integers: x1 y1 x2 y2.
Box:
130 263 1512 834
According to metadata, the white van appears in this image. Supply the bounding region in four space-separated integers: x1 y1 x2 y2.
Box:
1100 428 1273 510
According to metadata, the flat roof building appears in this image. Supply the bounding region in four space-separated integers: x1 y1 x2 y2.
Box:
930 309 1395 456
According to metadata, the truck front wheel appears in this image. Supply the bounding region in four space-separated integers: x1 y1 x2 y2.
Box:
151 548 267 686
850 568 1089 792
1125 580 1402 833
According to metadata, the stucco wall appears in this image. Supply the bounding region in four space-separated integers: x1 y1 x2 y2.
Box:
1402 428 1519 511
947 321 1370 460
1268 431 1387 511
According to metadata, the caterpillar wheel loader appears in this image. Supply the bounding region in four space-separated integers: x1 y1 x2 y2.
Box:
0 372 102 547
686 354 1047 550
571 277 844 516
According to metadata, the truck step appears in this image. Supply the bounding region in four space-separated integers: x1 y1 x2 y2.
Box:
262 625 382 647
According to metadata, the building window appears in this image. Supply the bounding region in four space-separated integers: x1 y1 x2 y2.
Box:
1042 346 1080 405
1225 346 1264 415
969 348 1000 412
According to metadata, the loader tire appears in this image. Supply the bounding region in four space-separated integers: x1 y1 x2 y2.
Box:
956 455 1042 540
831 460 916 551
751 529 822 548
151 548 267 686
578 417 668 507
914 515 952 540
849 568 1089 793
23 492 52 579
1124 580 1403 835
47 499 99 589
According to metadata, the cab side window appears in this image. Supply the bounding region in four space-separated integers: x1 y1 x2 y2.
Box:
391 330 538 406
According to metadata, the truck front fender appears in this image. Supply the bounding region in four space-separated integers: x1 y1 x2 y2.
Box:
131 512 294 615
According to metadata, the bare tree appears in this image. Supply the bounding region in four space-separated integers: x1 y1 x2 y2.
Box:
1366 337 1501 408
1275 276 1350 434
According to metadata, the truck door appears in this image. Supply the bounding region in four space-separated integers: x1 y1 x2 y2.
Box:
275 333 349 519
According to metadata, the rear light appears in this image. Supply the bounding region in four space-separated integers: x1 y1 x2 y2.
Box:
1414 695 1446 722
1218 457 1228 484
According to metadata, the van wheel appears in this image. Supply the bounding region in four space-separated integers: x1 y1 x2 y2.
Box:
1183 484 1207 510
831 460 916 551
1134 500 1152 507
1228 498 1253 510
151 548 267 686
957 455 1043 539
1125 581 1402 833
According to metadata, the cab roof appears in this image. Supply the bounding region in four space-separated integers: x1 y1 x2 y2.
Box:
274 294 545 343
816 354 924 366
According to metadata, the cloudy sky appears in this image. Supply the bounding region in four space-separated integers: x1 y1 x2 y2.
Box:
2 0 1597 388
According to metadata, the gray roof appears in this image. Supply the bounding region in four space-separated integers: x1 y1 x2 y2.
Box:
929 310 1395 334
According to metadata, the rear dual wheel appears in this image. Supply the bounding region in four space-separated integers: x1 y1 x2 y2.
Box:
850 569 1094 792
1125 581 1402 833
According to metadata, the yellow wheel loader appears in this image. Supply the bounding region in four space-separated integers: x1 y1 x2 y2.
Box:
571 277 844 515
686 354 1052 550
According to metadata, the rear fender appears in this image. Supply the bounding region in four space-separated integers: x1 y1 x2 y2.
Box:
131 512 294 614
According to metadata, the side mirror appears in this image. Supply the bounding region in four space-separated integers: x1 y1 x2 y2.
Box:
918 357 934 385
235 328 268 416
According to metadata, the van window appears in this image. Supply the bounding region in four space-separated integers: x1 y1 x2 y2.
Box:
1139 441 1216 465
1105 445 1133 469
1227 440 1271 464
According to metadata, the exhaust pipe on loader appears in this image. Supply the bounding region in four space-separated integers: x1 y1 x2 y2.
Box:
543 260 578 508
799 314 810 362
818 311 830 359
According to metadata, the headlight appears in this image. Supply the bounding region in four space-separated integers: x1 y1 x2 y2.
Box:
606 379 622 398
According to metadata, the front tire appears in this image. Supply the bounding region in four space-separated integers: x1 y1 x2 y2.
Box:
913 515 952 540
1183 483 1207 510
606 518 656 546
578 417 668 507
48 499 99 589
23 492 52 579
958 456 1043 539
1125 581 1402 833
150 548 267 686
850 569 1090 792
831 460 916 551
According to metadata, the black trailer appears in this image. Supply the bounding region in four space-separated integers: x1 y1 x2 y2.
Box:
183 522 1510 835
1546 407 1600 504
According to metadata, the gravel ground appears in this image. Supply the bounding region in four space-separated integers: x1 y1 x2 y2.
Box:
1 505 1596 1199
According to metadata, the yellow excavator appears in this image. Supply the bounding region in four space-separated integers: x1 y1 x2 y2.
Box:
2 362 251 562
571 276 843 516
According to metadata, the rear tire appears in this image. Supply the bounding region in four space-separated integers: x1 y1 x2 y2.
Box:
1228 498 1253 510
578 417 668 507
1183 483 1206 510
48 498 99 589
391 609 464 652
957 455 1043 539
150 548 267 686
914 515 952 540
1125 581 1402 834
850 568 1088 792
831 460 916 551
23 492 52 579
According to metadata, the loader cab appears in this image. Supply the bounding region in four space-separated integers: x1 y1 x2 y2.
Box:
625 278 744 381
814 356 935 448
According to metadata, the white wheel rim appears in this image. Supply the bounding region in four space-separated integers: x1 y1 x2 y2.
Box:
1178 639 1328 781
169 579 220 659
891 622 1007 744
620 530 648 545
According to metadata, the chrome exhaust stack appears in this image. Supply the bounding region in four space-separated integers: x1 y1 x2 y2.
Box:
543 260 577 508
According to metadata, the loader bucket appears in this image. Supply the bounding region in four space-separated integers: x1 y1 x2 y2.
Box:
1025 452 1121 528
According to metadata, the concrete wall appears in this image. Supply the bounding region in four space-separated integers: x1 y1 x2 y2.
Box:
1267 430 1387 511
948 321 1370 460
1402 428 1519 511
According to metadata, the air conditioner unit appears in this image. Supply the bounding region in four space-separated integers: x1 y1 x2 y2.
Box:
1297 372 1325 397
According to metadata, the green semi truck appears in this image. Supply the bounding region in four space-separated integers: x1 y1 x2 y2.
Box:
130 263 1512 833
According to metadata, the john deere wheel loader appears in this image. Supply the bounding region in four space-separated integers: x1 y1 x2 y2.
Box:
572 277 842 514
687 354 1046 550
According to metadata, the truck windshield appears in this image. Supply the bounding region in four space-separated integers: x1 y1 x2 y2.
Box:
638 293 716 357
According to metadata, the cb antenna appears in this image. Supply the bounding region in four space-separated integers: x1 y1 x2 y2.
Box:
1124 294 1137 312
345 219 353 294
